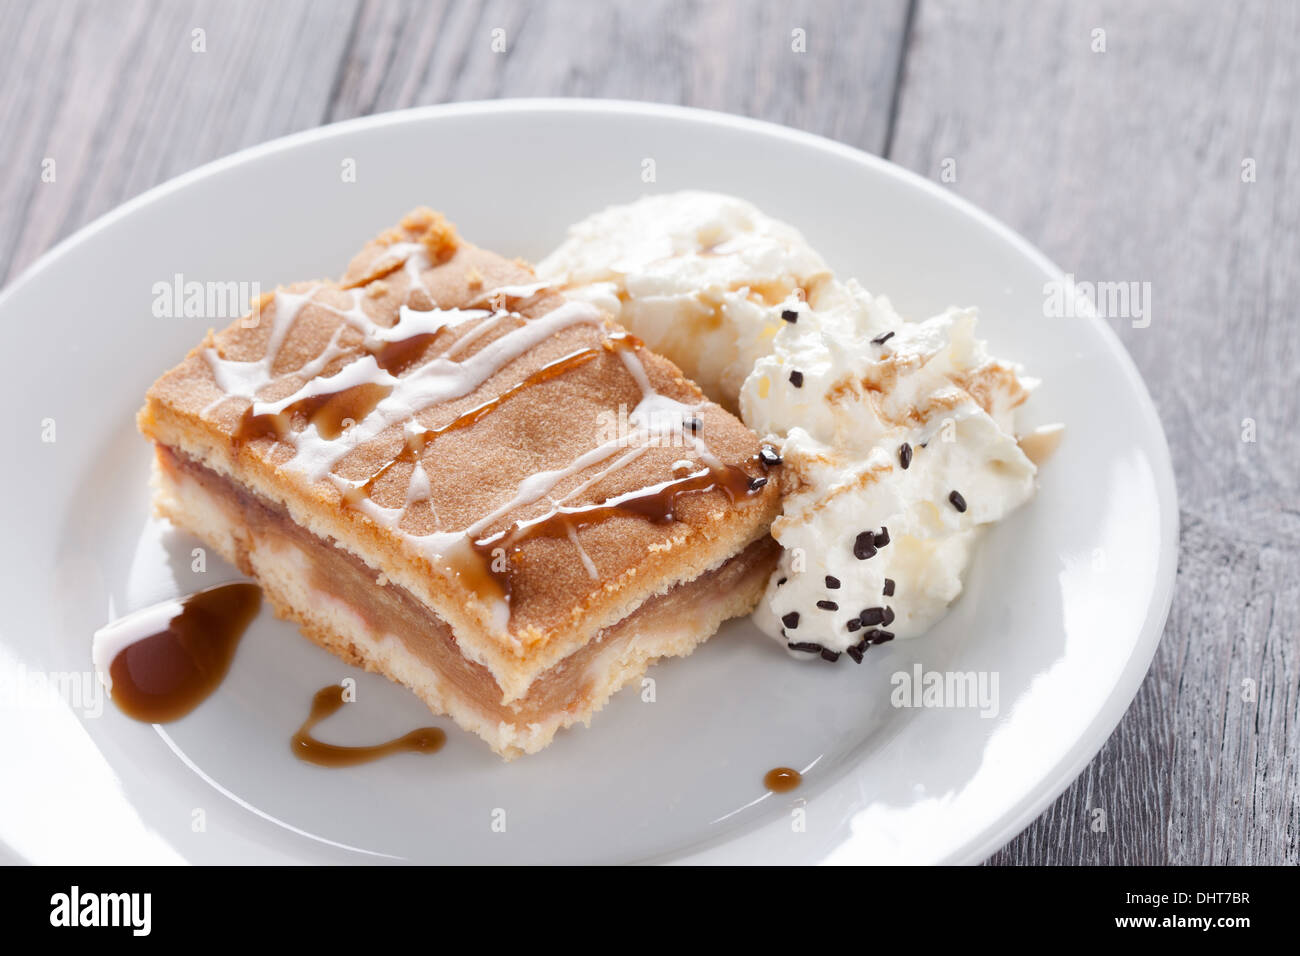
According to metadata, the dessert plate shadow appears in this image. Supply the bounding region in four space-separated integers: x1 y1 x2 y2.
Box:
0 100 1177 864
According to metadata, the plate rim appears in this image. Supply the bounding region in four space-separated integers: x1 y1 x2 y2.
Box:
0 98 1180 865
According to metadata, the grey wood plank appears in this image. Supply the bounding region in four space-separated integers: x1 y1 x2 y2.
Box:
883 0 1299 865
326 0 912 151
0 0 360 284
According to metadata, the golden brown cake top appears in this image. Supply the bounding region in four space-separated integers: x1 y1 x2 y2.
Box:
140 209 780 675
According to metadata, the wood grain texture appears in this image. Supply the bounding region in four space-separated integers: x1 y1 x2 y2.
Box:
0 0 360 283
324 0 911 145
0 0 1293 864
884 0 1298 865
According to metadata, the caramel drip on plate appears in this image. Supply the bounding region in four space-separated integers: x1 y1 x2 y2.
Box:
292 684 445 767
235 381 392 444
764 767 802 793
103 583 262 723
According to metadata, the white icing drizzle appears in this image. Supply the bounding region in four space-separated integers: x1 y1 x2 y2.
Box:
615 340 654 395
202 286 323 413
405 380 712 561
459 435 638 541
467 279 552 308
405 460 432 505
364 241 431 298
252 353 396 419
629 391 701 438
443 310 512 360
556 445 651 506
403 246 431 297
256 299 609 482
566 524 600 580
364 305 490 350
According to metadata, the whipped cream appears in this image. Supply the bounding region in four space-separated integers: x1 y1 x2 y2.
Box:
537 191 833 408
740 302 1039 657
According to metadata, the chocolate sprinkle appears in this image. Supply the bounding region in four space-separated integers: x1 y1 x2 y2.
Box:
846 645 864 664
781 611 800 629
949 490 967 513
881 606 895 626
872 630 895 644
816 599 839 611
883 578 896 596
874 527 890 547
820 648 841 662
898 443 912 469
759 445 783 467
788 370 804 388
859 607 884 626
777 577 788 586
787 641 822 654
748 476 768 491
846 618 862 633
871 330 896 345
853 531 877 560
825 575 841 589
781 309 798 323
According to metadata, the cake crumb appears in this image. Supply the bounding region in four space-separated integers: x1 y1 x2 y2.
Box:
403 207 460 264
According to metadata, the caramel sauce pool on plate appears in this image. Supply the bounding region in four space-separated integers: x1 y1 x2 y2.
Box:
764 767 802 793
104 582 261 723
292 684 445 767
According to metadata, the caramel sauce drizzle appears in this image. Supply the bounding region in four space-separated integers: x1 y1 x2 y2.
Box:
370 332 444 376
468 459 763 601
476 463 755 550
292 684 445 767
234 381 392 445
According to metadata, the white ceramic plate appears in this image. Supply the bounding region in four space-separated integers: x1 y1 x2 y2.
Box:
0 100 1177 865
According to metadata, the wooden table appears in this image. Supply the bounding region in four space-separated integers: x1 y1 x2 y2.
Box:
3 0 1294 865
